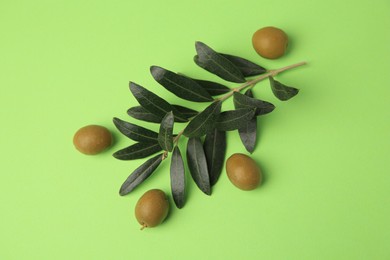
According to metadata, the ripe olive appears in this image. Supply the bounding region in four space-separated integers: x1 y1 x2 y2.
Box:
135 189 169 230
226 153 262 190
73 125 112 155
252 26 288 59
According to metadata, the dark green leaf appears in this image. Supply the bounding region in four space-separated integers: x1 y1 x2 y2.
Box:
193 79 230 96
158 111 174 152
127 106 163 123
233 92 275 116
172 105 198 119
183 101 222 138
238 117 257 153
178 73 230 96
113 117 158 142
170 146 185 208
216 108 256 131
203 128 226 186
237 89 257 153
194 42 246 83
129 82 188 122
119 153 163 195
220 53 267 76
186 137 210 195
269 77 299 101
150 66 213 102
113 142 162 160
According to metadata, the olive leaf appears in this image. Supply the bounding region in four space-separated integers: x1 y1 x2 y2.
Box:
170 146 186 208
195 79 230 96
119 153 163 196
183 101 222 138
113 142 162 160
194 41 246 83
216 108 256 131
236 89 257 153
128 105 198 123
186 137 211 195
150 66 213 102
178 73 230 96
238 118 257 153
172 105 198 119
127 106 163 123
113 117 158 142
220 53 266 77
269 77 299 101
158 111 174 152
203 128 226 186
129 82 188 122
233 92 275 116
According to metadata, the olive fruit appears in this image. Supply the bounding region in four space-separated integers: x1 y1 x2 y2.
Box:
252 26 288 59
73 125 112 155
226 153 262 190
135 189 169 230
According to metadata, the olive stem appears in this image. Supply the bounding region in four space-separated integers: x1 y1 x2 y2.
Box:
218 61 306 102
162 151 169 160
173 129 184 145
140 224 147 230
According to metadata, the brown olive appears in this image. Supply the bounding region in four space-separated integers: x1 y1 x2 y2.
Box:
226 153 262 190
135 189 169 230
252 26 288 59
73 125 112 155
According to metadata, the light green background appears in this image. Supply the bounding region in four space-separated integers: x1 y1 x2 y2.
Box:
1 0 389 259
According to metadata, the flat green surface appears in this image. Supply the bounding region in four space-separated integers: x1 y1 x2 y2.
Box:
1 1 390 259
